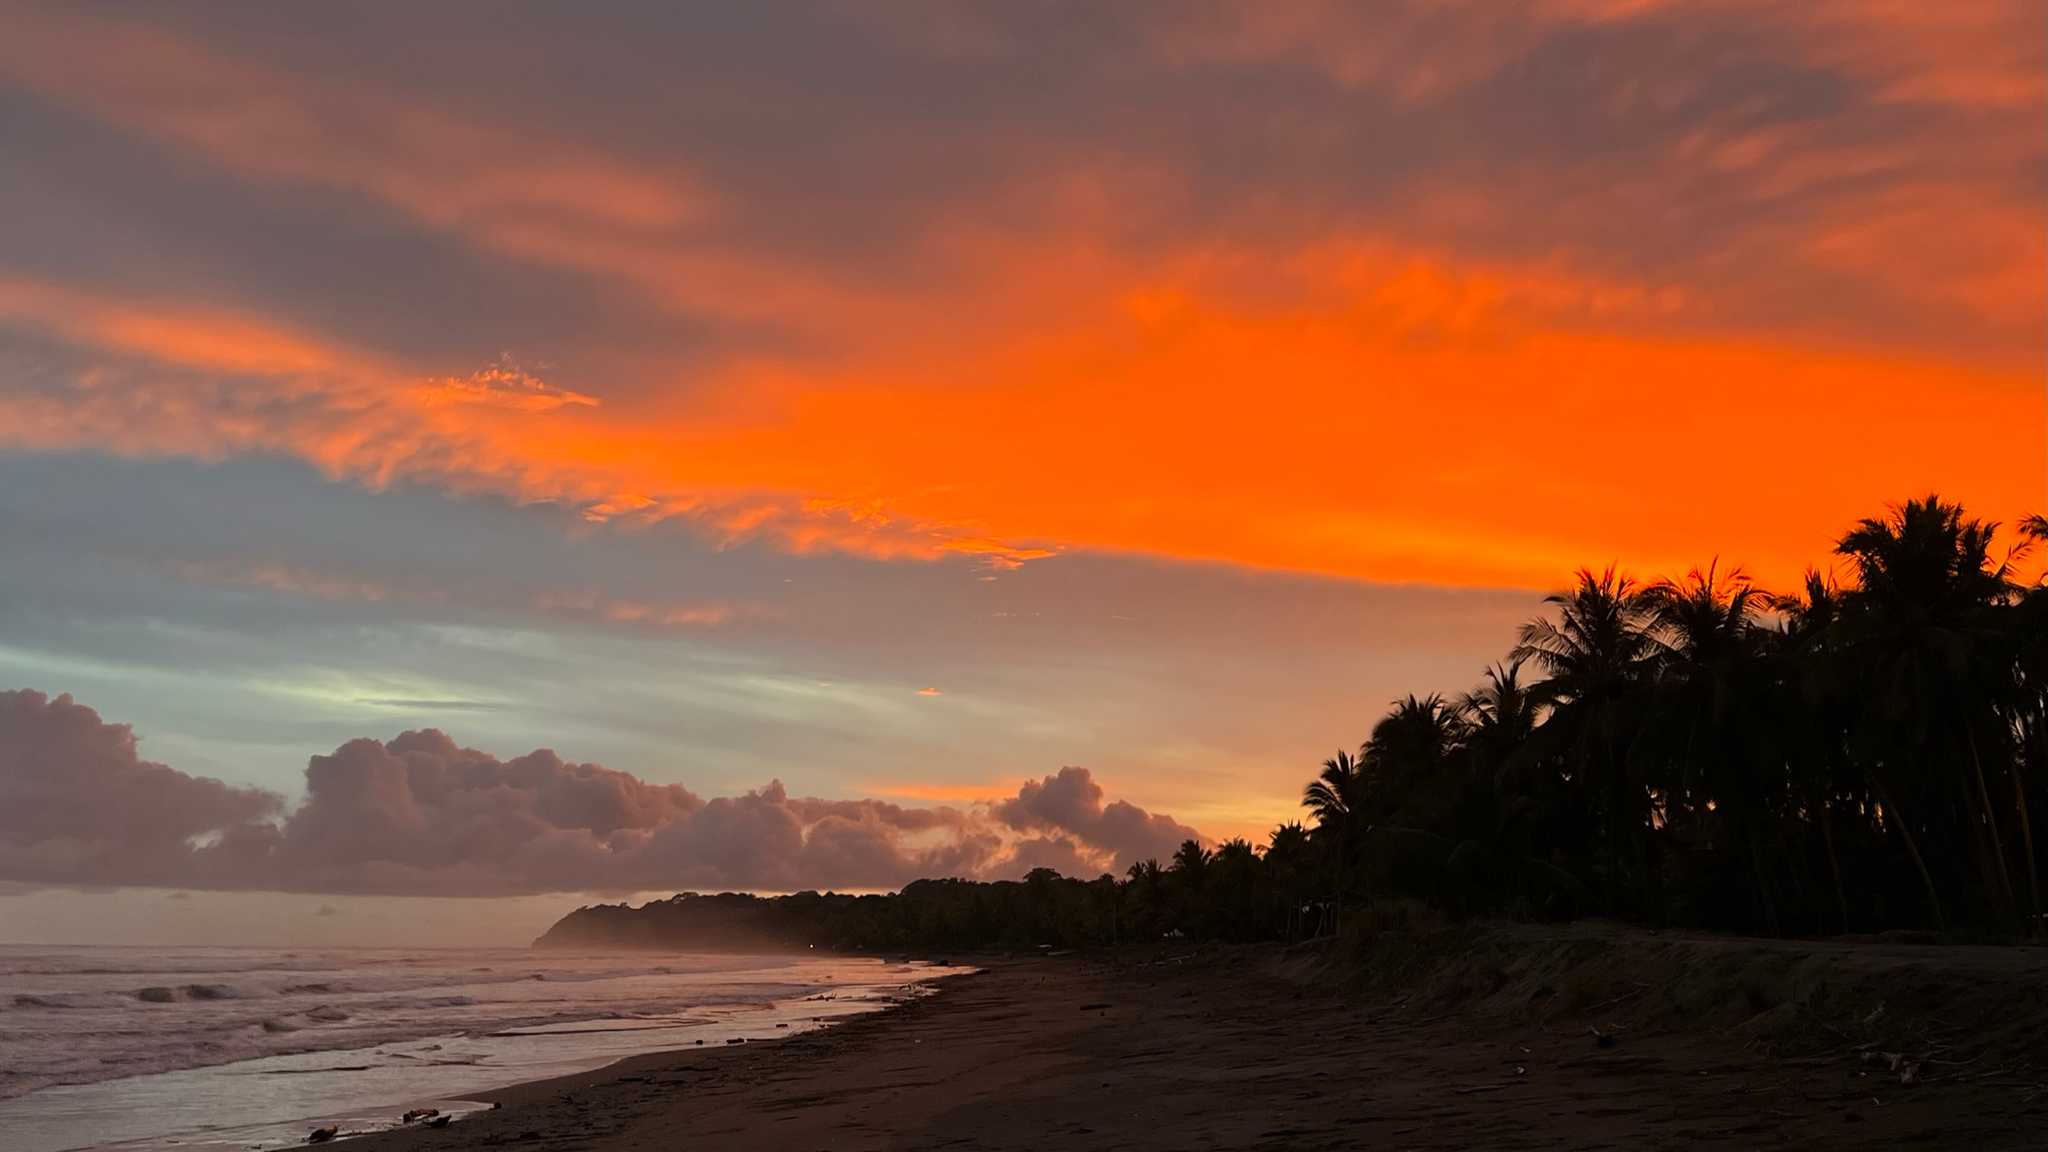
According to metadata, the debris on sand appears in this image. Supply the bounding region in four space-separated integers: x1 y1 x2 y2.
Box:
307 1125 339 1143
426 1114 453 1128
402 1108 440 1123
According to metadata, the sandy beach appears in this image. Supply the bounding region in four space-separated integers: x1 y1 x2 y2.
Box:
342 927 2048 1150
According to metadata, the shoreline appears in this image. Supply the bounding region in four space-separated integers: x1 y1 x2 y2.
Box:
337 963 1000 1151
14 955 965 1152
337 928 2048 1150
425 964 984 1112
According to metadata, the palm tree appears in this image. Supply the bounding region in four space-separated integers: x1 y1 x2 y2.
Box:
1358 693 1469 838
1459 662 1543 820
1302 749 1363 830
1641 562 1783 929
1459 660 1540 756
1263 821 1316 938
1774 568 1843 641
2000 516 2047 924
1267 821 1311 859
1513 566 1667 914
1364 695 1467 784
1835 495 2023 927
1450 659 1559 914
1302 748 1366 908
1772 567 1860 932
1515 566 1669 690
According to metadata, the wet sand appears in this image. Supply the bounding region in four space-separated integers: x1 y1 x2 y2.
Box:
345 938 2047 1150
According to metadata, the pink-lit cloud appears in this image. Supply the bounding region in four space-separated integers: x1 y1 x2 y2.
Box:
0 689 1197 895
993 766 1204 874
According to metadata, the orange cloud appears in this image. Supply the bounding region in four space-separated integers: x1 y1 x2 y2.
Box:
603 233 2038 588
2 7 2039 595
0 278 369 382
1159 1 2046 118
1799 183 2047 328
0 274 1062 569
168 560 399 605
4 213 2039 593
418 359 601 413
0 11 707 241
530 589 751 630
0 9 907 344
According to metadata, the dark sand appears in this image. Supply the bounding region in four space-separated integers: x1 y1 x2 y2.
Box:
345 931 2048 1150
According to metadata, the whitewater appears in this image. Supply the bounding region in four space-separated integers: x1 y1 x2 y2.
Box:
0 944 967 1152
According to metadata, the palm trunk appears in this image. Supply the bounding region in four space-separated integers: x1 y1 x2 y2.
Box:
1875 774 1945 931
2014 709 2042 931
1819 796 1850 933
1747 827 1781 936
1963 721 2018 922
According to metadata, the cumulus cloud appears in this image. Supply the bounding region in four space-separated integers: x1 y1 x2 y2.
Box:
0 689 1200 895
1005 835 1109 879
992 766 1204 874
0 690 282 886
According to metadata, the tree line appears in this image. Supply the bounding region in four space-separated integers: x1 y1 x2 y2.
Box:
1279 494 2048 937
543 496 2047 952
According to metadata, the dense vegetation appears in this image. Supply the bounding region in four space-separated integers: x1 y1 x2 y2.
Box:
1294 494 2048 936
543 496 2048 951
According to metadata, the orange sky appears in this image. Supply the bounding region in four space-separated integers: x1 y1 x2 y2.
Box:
1 4 2040 595
3 228 2037 592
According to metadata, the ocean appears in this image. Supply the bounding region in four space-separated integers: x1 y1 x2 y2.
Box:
0 944 967 1152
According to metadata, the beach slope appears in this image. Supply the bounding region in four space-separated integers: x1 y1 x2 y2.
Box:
348 928 2048 1150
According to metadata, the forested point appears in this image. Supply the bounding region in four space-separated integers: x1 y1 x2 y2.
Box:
542 496 2048 952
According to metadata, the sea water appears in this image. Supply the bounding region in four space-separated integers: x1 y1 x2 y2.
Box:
0 944 966 1152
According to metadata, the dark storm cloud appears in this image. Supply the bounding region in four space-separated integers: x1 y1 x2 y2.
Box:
0 689 1202 895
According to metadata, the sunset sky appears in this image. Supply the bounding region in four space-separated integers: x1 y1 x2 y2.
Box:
1 2 2042 942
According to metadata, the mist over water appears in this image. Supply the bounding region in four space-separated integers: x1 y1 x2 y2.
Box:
0 944 964 1152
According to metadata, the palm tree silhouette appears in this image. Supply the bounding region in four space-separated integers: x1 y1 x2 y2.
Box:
1834 496 2022 926
1513 566 1666 915
1459 661 1540 756
1303 749 1363 829
1771 567 1858 931
1641 562 1781 928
